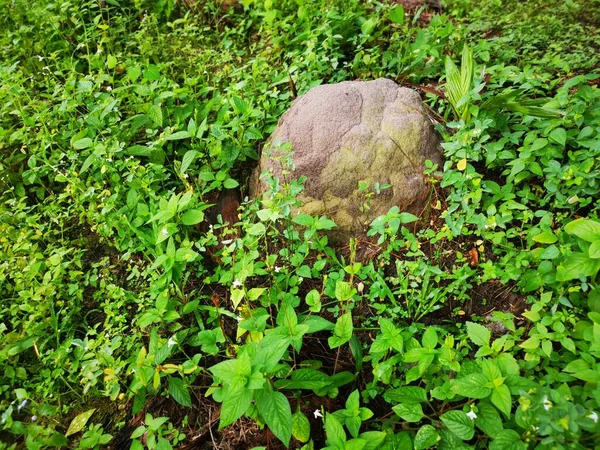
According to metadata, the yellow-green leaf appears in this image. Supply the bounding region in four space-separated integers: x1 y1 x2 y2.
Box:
65 409 96 437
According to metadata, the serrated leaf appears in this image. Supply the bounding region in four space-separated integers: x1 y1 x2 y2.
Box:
440 410 474 440
489 429 526 450
148 105 163 127
255 390 292 447
328 312 353 349
219 387 253 429
392 403 423 422
385 386 427 404
452 373 492 399
325 414 346 447
490 384 512 418
466 322 491 347
475 402 503 438
65 409 96 437
168 377 191 407
293 214 315 227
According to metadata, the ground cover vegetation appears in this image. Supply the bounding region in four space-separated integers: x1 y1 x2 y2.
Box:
1 0 600 448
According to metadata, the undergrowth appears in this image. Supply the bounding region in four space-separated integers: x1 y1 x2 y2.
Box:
1 0 600 449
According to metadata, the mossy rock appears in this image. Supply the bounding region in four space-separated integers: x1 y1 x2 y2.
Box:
251 78 443 241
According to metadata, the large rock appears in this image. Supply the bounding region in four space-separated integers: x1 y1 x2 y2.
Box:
251 78 442 240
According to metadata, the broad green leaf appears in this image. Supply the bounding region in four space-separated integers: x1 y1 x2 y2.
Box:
422 327 438 350
273 368 331 390
556 253 600 281
328 312 353 349
292 411 311 443
475 402 504 438
532 231 558 244
385 386 427 404
248 223 265 236
549 128 567 146
589 241 600 259
224 178 239 189
293 214 315 227
359 431 387 450
210 354 251 387
335 281 355 301
197 329 225 355
440 410 474 440
180 150 198 174
325 414 346 447
414 425 439 450
65 409 96 436
452 373 492 399
489 429 526 450
490 384 512 418
361 18 377 36
168 377 191 407
255 390 292 447
73 138 93 150
181 209 204 226
466 322 491 347
392 403 423 422
564 218 600 242
127 65 141 82
305 289 322 313
219 387 252 428
254 330 292 372
165 130 191 140
389 5 405 25
381 432 412 450
148 105 163 127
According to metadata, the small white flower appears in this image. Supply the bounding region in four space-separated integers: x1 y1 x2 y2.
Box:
236 316 242 322
17 400 27 411
96 48 102 54
298 277 303 283
36 55 44 61
31 416 37 422
466 409 477 420
107 158 112 162
313 409 323 419
221 239 233 245
274 266 281 273
232 279 242 288
184 173 189 178
160 228 169 236
167 337 176 347
542 396 552 411
106 86 112 91
588 411 598 423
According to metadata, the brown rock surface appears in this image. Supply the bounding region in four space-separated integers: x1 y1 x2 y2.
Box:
251 78 443 241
